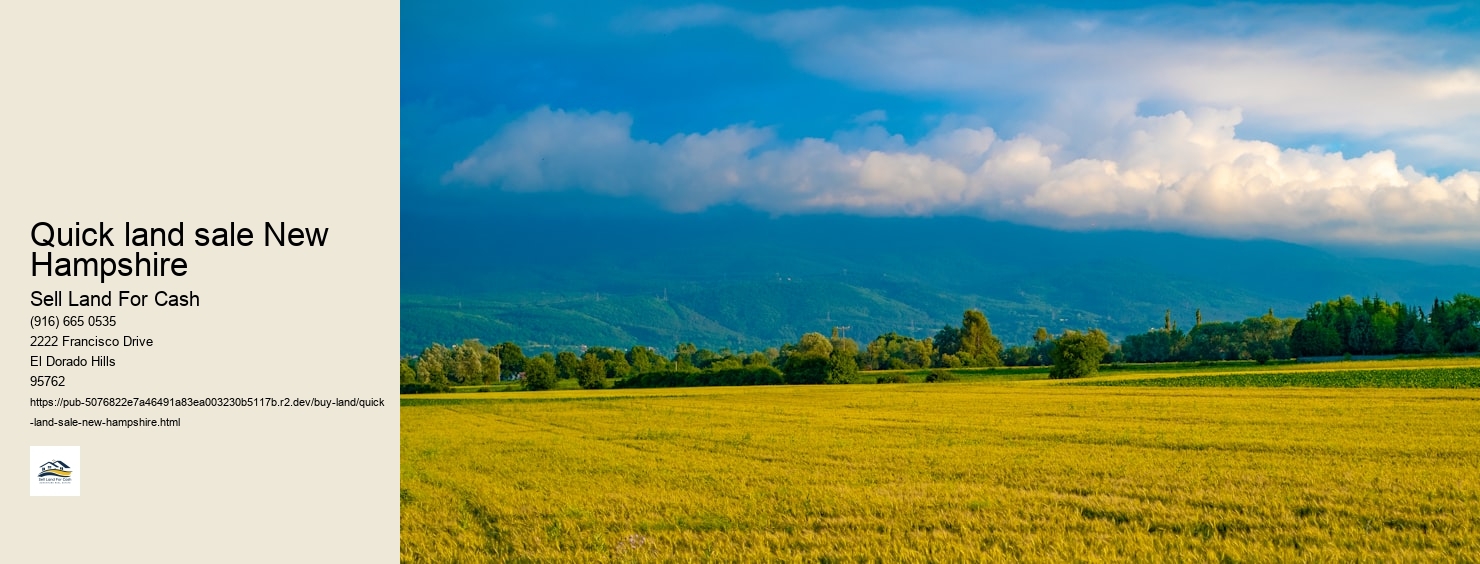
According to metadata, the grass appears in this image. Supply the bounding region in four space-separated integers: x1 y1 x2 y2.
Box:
1084 366 1480 388
401 358 1480 561
444 379 584 394
1072 357 1480 386
869 366 1050 383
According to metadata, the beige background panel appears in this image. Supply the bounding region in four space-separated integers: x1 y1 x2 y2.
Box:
1 1 399 562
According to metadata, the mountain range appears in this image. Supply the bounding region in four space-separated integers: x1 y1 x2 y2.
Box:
401 205 1480 356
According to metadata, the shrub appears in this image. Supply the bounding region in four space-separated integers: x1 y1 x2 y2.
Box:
825 348 861 384
1049 330 1111 379
877 373 911 384
524 357 558 391
616 366 786 389
1451 327 1480 353
399 383 448 394
577 355 609 389
783 355 829 385
924 369 959 383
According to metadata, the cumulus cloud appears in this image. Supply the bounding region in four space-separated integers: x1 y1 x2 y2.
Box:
446 107 1480 244
627 4 1480 170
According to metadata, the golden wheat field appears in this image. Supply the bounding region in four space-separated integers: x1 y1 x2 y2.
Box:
401 360 1480 562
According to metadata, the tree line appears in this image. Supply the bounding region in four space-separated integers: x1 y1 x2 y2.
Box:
1290 294 1480 356
1120 309 1297 364
399 293 1479 392
1117 294 1480 363
400 308 1114 392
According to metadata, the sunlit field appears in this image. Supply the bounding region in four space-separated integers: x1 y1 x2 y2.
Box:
401 359 1480 562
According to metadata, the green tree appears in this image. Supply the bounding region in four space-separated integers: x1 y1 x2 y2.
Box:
783 354 829 384
586 347 632 379
744 351 771 367
416 343 451 387
1049 329 1110 379
1003 345 1033 366
577 354 608 389
479 348 502 384
1186 322 1239 361
1401 329 1421 354
1452 327 1480 353
1241 311 1293 360
495 341 526 378
706 354 744 371
673 343 699 370
399 356 416 385
958 309 1004 367
781 332 835 384
797 332 834 357
1033 327 1050 345
1291 320 1341 357
692 347 722 369
1372 311 1398 354
1422 332 1442 353
1122 327 1186 363
908 338 936 368
865 332 932 370
825 337 860 384
555 351 580 380
627 345 665 373
450 339 485 384
932 325 961 360
1349 311 1375 355
523 356 557 391
1448 294 1480 340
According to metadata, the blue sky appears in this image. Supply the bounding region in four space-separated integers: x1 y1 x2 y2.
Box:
404 1 1480 251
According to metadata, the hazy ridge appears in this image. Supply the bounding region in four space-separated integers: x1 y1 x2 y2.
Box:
402 210 1480 355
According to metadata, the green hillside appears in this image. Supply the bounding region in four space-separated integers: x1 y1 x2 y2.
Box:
401 212 1480 355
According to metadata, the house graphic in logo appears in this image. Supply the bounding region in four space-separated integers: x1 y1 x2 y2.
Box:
38 460 72 478
31 446 81 496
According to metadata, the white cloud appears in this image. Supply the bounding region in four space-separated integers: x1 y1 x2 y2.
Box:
444 107 773 211
446 107 1480 244
634 4 1480 170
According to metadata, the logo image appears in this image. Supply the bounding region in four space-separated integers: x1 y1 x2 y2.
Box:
30 445 81 496
38 460 73 479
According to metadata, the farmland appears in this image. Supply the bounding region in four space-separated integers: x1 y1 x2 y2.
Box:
401 359 1480 562
1086 366 1480 388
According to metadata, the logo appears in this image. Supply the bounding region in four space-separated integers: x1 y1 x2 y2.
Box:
38 460 73 479
30 446 81 496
